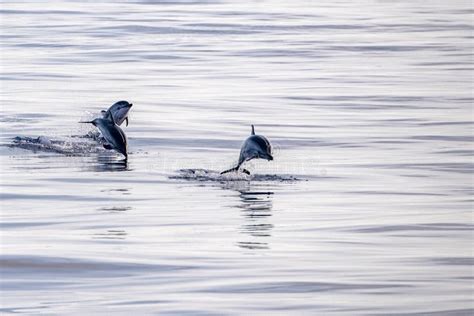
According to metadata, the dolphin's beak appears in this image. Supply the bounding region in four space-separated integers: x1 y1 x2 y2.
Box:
129 103 133 108
267 154 274 161
79 121 94 124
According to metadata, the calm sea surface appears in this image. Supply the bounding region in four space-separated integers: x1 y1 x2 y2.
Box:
1 1 473 315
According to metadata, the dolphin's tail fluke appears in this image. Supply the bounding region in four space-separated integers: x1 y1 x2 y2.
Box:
220 166 250 175
221 161 250 175
220 166 239 175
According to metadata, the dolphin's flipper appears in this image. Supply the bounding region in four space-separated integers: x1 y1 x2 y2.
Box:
103 144 114 150
125 117 129 127
242 169 251 175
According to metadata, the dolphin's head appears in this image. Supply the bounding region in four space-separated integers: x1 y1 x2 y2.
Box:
111 100 133 111
265 151 274 161
249 135 273 161
104 101 133 126
261 142 273 161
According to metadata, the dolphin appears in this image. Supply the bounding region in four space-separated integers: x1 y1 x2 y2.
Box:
221 125 273 175
80 111 128 159
101 100 133 127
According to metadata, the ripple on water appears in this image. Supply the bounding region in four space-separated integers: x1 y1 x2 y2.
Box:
0 255 194 281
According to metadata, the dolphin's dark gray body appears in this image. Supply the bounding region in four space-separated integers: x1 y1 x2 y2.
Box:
101 100 133 127
221 125 273 175
81 112 128 159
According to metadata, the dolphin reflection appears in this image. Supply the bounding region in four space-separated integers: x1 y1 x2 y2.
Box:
236 190 274 250
85 153 130 172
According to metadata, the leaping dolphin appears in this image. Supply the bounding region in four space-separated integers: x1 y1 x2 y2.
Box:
221 125 273 175
101 100 133 127
80 111 128 159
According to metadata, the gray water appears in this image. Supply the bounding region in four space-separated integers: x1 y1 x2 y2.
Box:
1 1 473 315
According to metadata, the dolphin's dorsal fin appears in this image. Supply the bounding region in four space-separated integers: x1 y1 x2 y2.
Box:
251 125 255 135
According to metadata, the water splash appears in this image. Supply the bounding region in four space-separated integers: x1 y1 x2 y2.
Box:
9 136 101 156
169 168 300 182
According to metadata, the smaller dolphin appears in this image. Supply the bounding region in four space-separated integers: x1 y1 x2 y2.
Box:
80 111 128 159
101 100 133 127
221 125 273 175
